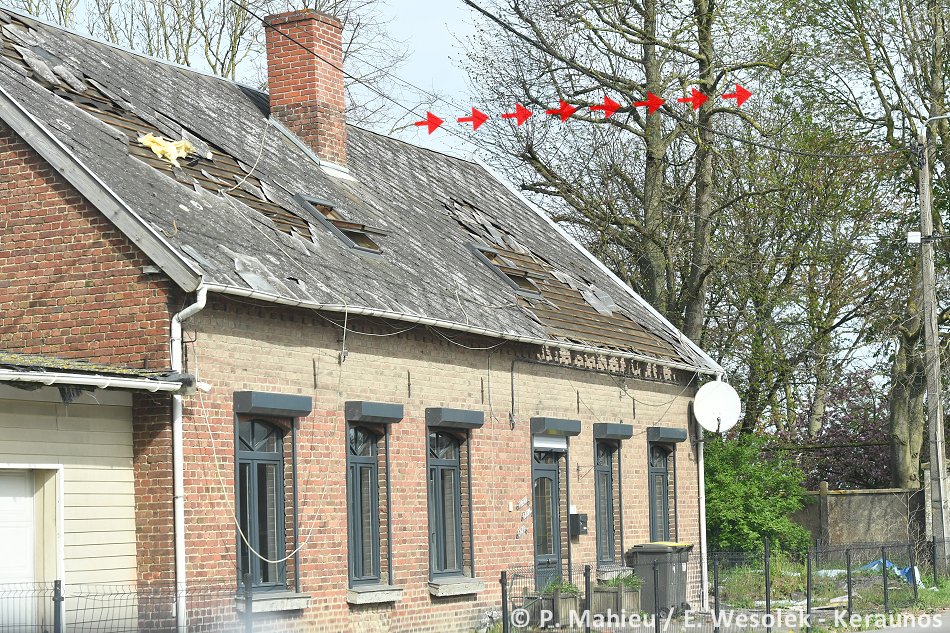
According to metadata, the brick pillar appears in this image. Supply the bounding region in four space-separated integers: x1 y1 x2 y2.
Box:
264 10 347 165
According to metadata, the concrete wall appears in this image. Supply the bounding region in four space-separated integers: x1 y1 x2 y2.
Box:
790 482 925 546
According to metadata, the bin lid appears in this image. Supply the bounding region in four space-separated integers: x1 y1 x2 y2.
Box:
632 541 694 552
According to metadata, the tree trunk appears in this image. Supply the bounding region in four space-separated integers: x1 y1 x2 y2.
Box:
890 263 925 489
682 0 716 342
640 0 670 315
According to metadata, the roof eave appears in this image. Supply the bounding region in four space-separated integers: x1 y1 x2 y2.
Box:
0 369 184 392
0 83 202 293
202 282 717 376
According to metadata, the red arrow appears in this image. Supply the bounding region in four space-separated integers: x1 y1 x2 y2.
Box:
590 95 621 118
414 111 443 134
677 88 708 110
545 100 577 122
721 84 752 107
501 104 533 126
458 107 489 130
633 92 665 115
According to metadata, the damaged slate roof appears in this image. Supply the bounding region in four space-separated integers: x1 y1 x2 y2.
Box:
0 6 720 373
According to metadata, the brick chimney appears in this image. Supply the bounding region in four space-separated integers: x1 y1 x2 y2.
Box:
264 10 346 166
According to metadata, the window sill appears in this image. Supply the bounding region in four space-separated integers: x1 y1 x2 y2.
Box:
346 584 404 605
235 591 311 613
428 576 484 597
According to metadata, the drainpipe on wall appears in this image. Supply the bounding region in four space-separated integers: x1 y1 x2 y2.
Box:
696 372 721 611
170 285 207 633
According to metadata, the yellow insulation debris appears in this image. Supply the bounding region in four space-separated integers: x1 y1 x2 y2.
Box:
137 133 195 168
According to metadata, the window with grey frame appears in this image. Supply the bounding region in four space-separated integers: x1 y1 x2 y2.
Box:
347 426 381 585
428 431 463 577
648 444 671 542
237 419 286 591
594 441 616 563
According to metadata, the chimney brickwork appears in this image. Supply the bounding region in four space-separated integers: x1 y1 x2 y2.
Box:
265 10 347 166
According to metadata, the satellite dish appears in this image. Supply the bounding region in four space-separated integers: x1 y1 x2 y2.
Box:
694 381 742 433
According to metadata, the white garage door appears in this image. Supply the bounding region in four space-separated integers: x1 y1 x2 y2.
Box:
0 470 35 627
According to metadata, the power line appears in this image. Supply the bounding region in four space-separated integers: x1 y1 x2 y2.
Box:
226 0 475 145
461 0 912 161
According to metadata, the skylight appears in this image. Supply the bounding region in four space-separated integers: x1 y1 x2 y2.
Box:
467 243 541 297
294 194 389 258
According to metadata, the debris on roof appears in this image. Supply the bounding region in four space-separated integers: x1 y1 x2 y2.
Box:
138 133 194 168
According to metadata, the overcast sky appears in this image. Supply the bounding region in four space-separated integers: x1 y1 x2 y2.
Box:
375 0 480 157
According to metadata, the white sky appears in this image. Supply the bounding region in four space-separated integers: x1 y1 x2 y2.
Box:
375 0 480 157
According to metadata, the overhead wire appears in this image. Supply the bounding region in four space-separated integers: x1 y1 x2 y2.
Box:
225 0 476 147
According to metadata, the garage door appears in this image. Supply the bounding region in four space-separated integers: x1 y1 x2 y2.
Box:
0 470 35 627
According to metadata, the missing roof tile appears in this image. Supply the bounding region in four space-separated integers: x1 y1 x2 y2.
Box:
467 243 541 297
294 194 387 259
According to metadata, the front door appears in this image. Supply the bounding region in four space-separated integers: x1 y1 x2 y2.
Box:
0 470 35 628
533 451 562 589
649 445 670 542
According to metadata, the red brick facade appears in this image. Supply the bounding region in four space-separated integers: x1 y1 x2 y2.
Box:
265 10 347 165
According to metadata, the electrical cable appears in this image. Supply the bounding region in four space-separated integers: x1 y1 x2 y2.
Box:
225 0 475 147
461 0 912 160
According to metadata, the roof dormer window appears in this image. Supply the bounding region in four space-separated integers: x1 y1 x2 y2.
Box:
467 243 542 297
294 194 388 258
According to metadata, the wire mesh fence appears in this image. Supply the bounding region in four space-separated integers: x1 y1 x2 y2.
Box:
0 581 250 633
501 538 950 633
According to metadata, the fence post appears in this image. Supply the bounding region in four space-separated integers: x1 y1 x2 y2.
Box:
764 537 771 633
934 536 939 587
910 543 919 603
585 565 592 633
846 549 852 619
882 546 889 615
713 557 720 633
53 580 64 633
244 573 253 633
653 559 660 631
501 570 509 633
806 549 812 633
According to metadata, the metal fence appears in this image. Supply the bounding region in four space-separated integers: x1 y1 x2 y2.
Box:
500 538 950 633
0 578 261 633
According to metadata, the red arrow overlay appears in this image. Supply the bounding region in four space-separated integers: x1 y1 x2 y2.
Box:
501 104 533 126
721 84 752 107
458 108 489 130
590 95 621 118
634 92 665 115
677 88 708 110
414 111 443 134
546 100 577 122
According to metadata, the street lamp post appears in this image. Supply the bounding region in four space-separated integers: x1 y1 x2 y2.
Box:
920 114 950 573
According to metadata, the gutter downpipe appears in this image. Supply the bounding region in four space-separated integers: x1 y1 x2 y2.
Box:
170 285 207 633
697 372 722 611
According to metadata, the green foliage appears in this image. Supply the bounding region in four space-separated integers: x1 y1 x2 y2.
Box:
599 572 642 589
539 577 581 596
704 435 811 555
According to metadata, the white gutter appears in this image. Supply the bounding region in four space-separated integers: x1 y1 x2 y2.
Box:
0 370 184 391
170 285 207 633
697 372 721 611
201 283 717 376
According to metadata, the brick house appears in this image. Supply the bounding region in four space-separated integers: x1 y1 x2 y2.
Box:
0 5 723 632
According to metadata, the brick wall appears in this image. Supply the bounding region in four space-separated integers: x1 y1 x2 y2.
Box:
0 120 176 367
264 10 347 165
178 295 702 632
